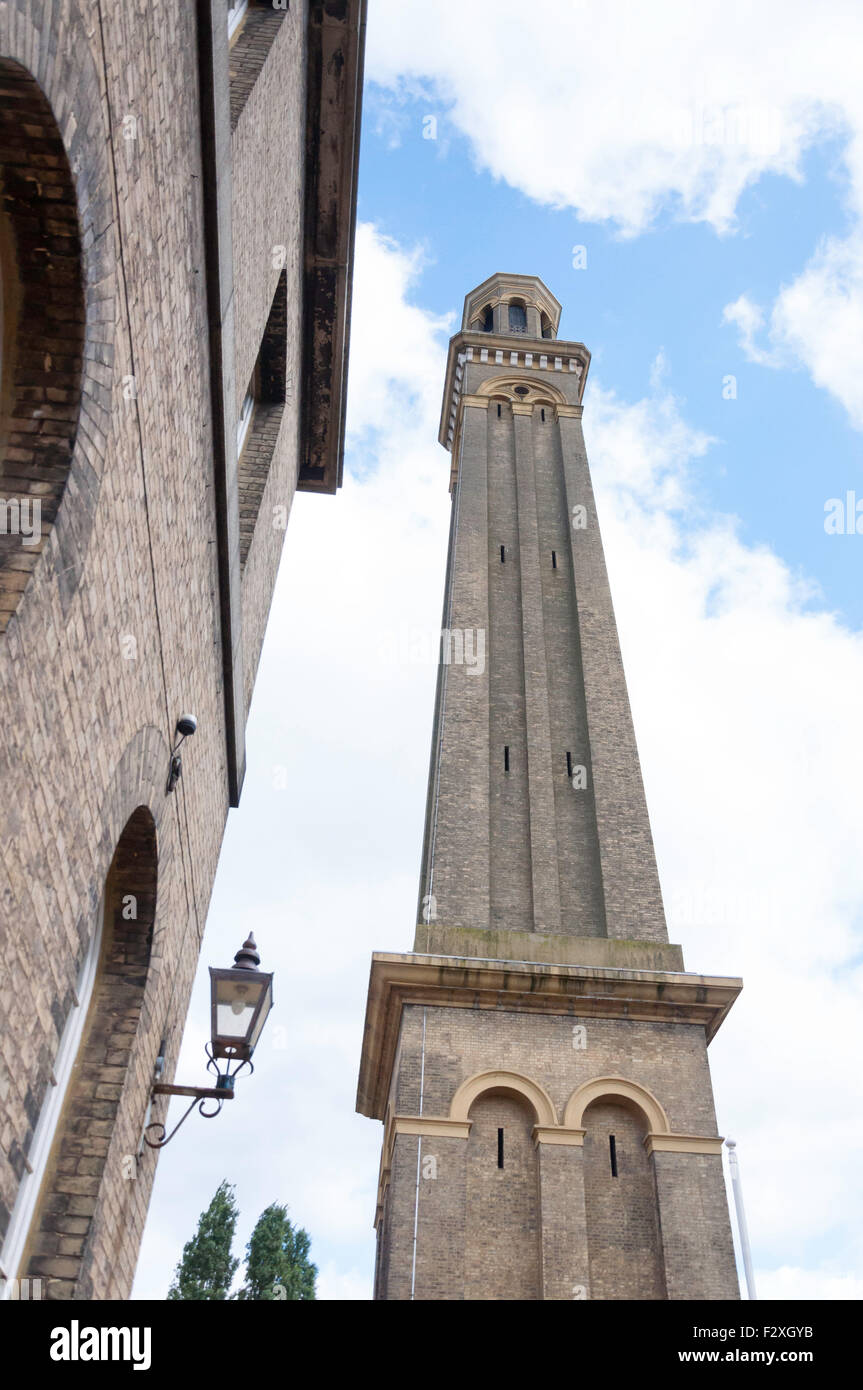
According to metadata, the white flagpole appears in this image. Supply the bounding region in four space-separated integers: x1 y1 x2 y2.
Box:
726 1138 757 1299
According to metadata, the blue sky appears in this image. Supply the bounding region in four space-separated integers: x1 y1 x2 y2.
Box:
135 1 863 1301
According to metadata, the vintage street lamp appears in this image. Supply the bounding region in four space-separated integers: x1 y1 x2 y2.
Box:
209 932 274 1069
143 934 274 1148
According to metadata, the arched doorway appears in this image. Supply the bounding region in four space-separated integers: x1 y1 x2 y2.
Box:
2 807 158 1299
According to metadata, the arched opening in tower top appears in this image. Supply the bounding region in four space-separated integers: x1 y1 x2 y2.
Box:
480 303 493 332
540 311 553 338
508 300 527 333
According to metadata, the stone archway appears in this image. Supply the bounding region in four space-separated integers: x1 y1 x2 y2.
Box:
450 1069 557 1126
564 1076 670 1134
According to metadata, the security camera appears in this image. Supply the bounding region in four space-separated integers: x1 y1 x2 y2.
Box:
167 715 198 793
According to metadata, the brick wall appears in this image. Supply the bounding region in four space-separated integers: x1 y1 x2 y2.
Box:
0 58 85 633
230 0 306 714
0 0 250 1298
375 1002 739 1300
582 1099 666 1300
464 1092 541 1300
417 349 669 943
229 6 287 131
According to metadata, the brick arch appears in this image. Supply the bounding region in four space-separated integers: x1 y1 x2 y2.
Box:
450 1070 557 1127
563 1076 669 1135
0 23 115 636
23 804 159 1300
0 723 170 1301
476 375 568 405
582 1094 668 1300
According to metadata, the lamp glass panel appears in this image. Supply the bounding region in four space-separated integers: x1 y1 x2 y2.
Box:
213 974 266 1044
248 980 274 1050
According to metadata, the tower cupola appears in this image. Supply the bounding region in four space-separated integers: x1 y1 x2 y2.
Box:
463 271 562 339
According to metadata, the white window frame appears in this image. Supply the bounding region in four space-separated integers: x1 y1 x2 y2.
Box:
227 0 249 40
0 913 104 1294
236 386 256 456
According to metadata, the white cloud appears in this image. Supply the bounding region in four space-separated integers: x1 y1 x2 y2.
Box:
367 0 863 428
317 1263 373 1301
366 1 859 235
721 294 779 367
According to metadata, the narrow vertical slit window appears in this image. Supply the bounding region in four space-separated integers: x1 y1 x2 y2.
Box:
504 746 510 773
541 407 546 422
566 751 572 778
609 1134 618 1177
500 544 505 563
497 402 501 417
497 1128 504 1169
552 550 557 569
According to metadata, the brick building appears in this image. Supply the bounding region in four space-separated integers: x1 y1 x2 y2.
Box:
357 274 742 1300
0 0 365 1300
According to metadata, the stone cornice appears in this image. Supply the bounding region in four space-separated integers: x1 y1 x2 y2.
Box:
298 0 367 494
356 951 742 1120
533 1126 586 1147
439 329 591 453
392 1116 472 1140
644 1133 725 1156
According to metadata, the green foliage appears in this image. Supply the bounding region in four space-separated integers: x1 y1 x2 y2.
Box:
167 1179 240 1300
237 1203 317 1301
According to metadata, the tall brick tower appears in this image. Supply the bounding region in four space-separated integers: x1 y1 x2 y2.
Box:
357 273 742 1301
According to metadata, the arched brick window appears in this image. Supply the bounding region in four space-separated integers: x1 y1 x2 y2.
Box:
5 807 158 1301
0 59 85 635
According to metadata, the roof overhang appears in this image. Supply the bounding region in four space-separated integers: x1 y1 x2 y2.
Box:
356 951 742 1120
298 0 367 494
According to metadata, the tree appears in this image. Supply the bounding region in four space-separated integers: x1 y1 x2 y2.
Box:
167 1179 240 1300
238 1203 317 1300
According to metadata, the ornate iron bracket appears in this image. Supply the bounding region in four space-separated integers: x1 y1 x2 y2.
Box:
143 1048 253 1148
143 1085 231 1149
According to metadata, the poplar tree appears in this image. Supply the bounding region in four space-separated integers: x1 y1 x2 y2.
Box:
167 1180 240 1300
238 1203 317 1301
